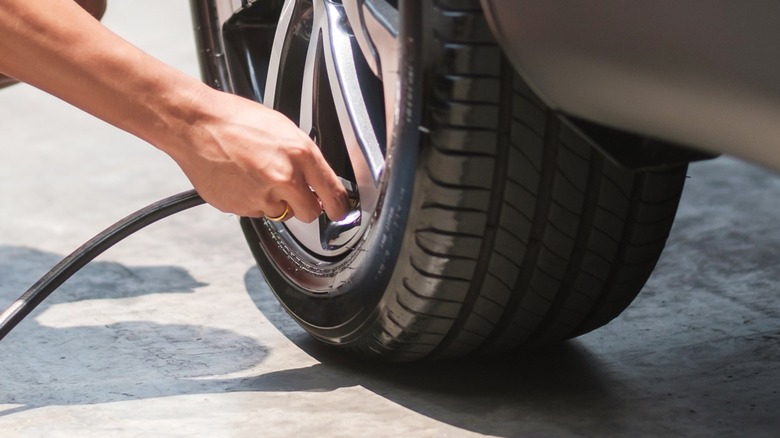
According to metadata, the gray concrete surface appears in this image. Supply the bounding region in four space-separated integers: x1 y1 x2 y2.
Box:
1 2 779 437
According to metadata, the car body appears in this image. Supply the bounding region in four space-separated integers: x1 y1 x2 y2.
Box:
481 0 780 170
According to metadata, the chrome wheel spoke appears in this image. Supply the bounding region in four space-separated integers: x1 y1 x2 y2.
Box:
343 0 399 80
320 0 384 187
344 0 400 167
263 0 297 106
282 3 334 256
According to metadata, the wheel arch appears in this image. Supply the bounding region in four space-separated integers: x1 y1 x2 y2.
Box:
479 0 780 170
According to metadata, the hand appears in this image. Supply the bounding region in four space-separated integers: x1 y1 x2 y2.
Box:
167 89 350 222
0 0 350 222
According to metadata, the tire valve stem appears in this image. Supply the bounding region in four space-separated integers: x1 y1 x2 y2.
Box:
340 178 360 211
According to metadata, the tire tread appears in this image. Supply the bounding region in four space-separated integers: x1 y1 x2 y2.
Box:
350 0 687 360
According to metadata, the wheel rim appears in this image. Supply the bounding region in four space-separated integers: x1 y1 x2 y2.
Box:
256 0 400 290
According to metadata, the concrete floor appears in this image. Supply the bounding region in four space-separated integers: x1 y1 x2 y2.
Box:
1 2 779 437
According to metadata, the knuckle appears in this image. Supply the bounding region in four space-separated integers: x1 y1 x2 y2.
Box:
287 144 313 161
265 167 294 186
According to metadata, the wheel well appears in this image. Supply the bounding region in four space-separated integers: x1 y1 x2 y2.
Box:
567 116 718 172
222 1 286 102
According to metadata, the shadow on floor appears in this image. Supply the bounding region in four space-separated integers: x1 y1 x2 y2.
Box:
0 245 267 418
0 244 625 437
241 267 652 437
244 264 780 437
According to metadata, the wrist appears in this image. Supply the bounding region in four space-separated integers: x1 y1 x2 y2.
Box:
139 74 217 161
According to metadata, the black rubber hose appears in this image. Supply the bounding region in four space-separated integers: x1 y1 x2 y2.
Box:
0 189 205 341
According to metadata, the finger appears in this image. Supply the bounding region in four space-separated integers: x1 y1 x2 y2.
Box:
301 157 350 221
265 201 292 222
275 179 323 223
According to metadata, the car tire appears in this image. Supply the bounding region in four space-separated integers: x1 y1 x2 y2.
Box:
229 0 688 361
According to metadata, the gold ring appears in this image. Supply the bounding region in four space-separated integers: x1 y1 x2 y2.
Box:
266 202 290 222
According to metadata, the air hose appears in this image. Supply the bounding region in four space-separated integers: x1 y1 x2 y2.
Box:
0 189 205 341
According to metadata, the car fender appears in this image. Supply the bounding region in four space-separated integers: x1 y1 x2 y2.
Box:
480 0 780 170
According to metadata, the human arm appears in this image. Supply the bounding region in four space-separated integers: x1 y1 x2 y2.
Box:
0 0 349 221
